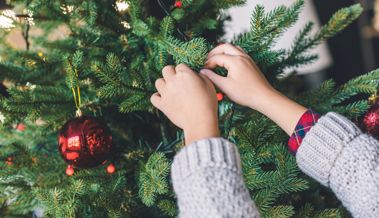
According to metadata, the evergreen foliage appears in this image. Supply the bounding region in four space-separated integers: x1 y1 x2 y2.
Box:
0 0 372 217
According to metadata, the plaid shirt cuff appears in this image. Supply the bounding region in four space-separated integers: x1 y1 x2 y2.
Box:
288 109 323 156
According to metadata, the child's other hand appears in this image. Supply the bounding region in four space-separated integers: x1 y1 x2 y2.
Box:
151 64 220 145
200 43 274 112
200 43 307 136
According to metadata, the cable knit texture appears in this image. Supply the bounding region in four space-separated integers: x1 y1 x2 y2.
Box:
171 138 259 218
297 112 379 218
171 112 379 218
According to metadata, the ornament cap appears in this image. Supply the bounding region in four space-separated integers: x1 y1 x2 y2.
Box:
369 91 378 104
76 109 82 117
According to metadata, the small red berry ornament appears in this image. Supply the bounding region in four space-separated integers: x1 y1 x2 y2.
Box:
218 43 224 46
217 93 223 101
174 1 182 8
107 164 115 173
17 124 25 131
66 165 74 176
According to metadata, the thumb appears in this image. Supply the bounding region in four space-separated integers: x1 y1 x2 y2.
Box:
199 69 228 90
150 92 162 110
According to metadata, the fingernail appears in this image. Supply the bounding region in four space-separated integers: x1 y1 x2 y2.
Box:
200 69 206 75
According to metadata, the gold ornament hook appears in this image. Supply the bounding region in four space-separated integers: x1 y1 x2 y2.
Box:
369 90 378 104
76 108 82 117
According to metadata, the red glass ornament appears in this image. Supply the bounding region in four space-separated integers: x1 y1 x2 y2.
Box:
217 93 223 101
107 164 115 173
174 1 182 8
17 124 25 131
66 165 74 176
58 116 112 169
218 43 224 46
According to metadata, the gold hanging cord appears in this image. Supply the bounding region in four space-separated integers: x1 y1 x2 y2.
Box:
69 68 82 116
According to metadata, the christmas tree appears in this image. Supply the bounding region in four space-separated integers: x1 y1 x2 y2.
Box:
0 0 376 217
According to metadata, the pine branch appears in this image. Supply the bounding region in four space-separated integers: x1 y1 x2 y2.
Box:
280 4 363 71
138 152 171 207
165 36 207 70
158 200 178 217
160 17 174 39
294 203 314 218
260 205 295 218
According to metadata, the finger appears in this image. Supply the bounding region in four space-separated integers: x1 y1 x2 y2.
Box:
203 54 237 71
175 63 192 73
150 92 162 109
155 78 166 93
162 65 176 80
199 69 229 91
207 43 245 59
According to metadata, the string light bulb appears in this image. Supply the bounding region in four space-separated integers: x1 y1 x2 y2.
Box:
116 1 129 11
0 10 17 29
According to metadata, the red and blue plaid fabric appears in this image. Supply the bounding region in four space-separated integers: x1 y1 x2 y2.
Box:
288 109 322 156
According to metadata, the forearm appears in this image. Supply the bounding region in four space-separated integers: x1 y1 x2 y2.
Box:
171 138 260 218
183 116 219 146
250 89 308 136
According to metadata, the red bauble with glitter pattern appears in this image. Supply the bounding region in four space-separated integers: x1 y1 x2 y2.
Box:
58 116 112 169
358 102 379 139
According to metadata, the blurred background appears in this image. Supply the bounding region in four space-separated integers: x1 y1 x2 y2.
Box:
225 0 379 102
0 0 378 102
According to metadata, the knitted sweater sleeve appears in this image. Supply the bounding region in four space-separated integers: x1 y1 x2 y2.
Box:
297 112 379 218
171 138 260 218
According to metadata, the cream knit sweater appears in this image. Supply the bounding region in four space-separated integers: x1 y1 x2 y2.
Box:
171 112 379 218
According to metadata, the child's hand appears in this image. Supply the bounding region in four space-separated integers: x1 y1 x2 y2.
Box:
200 43 307 136
151 64 220 145
200 43 274 112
